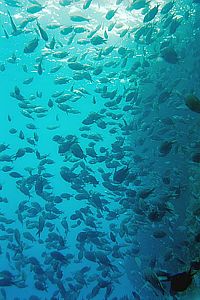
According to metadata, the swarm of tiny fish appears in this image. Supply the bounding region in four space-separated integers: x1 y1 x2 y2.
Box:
0 0 200 299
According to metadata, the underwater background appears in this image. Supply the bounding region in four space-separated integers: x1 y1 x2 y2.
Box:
0 0 200 299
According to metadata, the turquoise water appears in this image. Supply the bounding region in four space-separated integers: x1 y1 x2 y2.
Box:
0 0 200 299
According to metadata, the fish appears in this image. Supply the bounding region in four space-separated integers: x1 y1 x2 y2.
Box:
36 21 48 41
7 10 22 36
185 94 200 113
60 26 74 35
4 0 21 7
106 8 118 20
70 15 90 22
144 269 166 295
160 268 198 293
0 2 198 300
2 25 9 39
161 1 175 14
24 37 39 53
191 153 200 163
113 163 130 183
160 47 179 64
37 58 43 75
83 0 93 9
27 4 44 14
91 35 107 45
143 5 159 23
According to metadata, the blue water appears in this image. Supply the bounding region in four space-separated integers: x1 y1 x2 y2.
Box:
0 0 200 299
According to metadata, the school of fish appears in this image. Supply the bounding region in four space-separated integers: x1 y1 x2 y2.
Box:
0 0 200 299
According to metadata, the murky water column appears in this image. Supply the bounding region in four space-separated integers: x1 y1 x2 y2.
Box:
121 1 200 298
183 5 200 299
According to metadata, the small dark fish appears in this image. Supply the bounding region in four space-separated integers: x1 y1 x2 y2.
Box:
185 94 200 113
37 58 43 75
2 25 9 39
159 141 175 156
48 36 56 49
83 0 93 9
27 4 44 14
161 47 179 64
36 21 48 41
192 153 200 163
139 188 155 199
70 143 86 159
161 1 175 14
51 251 68 263
91 35 106 45
110 232 117 243
144 269 165 295
9 171 23 178
23 77 34 84
113 163 130 183
36 216 45 237
7 10 21 35
70 15 90 22
163 268 198 293
24 37 39 53
4 0 21 7
143 5 159 23
48 99 54 108
106 8 118 20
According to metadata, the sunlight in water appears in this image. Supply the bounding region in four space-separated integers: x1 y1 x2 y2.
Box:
41 0 168 37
